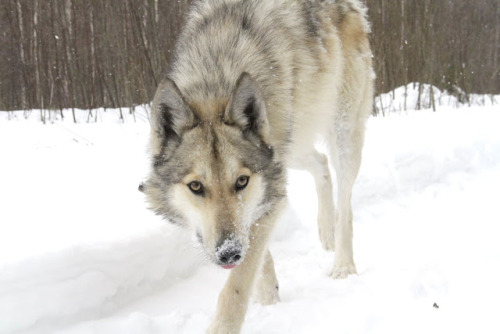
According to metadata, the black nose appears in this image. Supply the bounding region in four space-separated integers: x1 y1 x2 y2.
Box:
216 239 242 265
218 249 241 264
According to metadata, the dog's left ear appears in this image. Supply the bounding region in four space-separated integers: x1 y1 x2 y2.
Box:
225 72 270 141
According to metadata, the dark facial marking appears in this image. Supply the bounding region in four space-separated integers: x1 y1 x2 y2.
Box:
210 127 220 160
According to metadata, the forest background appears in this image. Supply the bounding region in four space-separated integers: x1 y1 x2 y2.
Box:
0 0 498 117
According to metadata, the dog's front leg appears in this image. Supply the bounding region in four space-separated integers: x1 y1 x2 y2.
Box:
207 203 283 334
254 250 280 305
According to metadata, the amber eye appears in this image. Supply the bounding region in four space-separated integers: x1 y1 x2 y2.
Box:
235 175 249 191
188 181 204 195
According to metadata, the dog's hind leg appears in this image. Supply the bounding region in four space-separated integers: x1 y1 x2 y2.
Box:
329 118 365 279
290 150 336 251
207 201 285 334
254 250 280 305
326 1 373 279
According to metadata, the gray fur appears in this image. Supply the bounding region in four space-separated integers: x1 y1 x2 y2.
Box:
143 0 373 332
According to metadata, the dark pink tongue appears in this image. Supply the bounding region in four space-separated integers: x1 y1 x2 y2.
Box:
222 264 237 270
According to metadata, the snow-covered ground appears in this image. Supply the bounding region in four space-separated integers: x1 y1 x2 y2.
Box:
1 101 499 334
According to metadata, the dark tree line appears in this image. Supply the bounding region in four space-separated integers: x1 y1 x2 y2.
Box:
369 0 500 99
1 0 498 115
0 0 190 118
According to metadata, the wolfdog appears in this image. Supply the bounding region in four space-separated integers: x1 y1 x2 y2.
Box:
142 0 373 332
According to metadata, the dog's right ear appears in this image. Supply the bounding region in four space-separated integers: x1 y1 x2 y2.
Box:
152 78 195 145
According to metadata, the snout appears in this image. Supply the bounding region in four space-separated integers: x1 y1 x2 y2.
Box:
216 238 243 269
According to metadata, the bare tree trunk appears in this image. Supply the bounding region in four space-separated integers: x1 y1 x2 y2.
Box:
400 0 408 110
492 4 499 84
52 1 65 119
89 5 96 109
33 0 45 123
64 0 77 122
154 0 159 25
16 0 27 110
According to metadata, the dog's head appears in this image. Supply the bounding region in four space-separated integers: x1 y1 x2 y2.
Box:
143 73 283 269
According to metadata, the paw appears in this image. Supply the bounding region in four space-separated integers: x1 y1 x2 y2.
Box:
330 263 357 279
318 224 335 251
254 281 280 305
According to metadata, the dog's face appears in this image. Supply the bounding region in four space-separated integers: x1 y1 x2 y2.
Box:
144 73 281 269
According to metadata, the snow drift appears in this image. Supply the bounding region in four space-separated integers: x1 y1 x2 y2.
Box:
376 82 499 114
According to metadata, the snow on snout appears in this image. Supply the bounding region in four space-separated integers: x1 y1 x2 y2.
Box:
215 238 244 269
215 238 242 257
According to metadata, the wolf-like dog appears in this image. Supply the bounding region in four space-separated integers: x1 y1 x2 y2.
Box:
142 0 373 332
